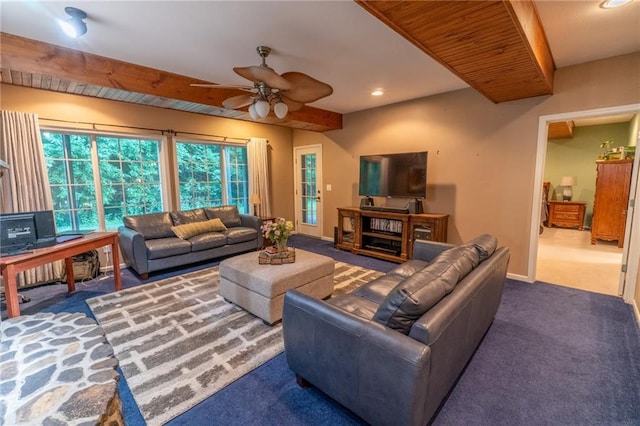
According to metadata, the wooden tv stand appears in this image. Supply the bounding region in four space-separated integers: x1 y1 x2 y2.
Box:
336 207 448 263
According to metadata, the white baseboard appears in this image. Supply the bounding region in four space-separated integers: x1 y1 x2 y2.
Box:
507 272 531 283
633 299 640 330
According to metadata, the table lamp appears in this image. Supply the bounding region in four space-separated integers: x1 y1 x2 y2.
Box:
560 176 577 201
250 193 261 216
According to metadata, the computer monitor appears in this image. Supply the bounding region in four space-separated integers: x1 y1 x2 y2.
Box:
0 210 57 255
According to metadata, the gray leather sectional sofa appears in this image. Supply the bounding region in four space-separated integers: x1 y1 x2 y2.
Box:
118 205 263 279
282 234 510 426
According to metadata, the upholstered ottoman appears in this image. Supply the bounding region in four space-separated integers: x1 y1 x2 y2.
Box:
219 249 334 325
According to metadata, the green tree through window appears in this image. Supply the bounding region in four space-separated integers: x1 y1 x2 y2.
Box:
97 136 163 229
41 131 163 231
41 132 96 232
176 141 248 213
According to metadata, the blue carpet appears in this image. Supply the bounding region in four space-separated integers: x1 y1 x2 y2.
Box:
3 235 640 425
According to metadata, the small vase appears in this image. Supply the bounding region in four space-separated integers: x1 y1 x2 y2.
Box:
275 239 288 253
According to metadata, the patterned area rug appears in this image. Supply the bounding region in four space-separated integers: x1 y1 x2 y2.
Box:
86 261 383 425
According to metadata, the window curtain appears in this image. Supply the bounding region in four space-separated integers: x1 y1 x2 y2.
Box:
0 110 61 286
247 137 271 217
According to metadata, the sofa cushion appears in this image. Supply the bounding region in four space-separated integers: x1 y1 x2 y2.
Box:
372 244 480 334
123 212 174 240
189 232 227 251
204 205 242 227
353 273 406 305
172 218 227 239
327 294 379 321
224 226 258 244
469 233 497 262
170 208 207 225
145 237 192 259
427 244 480 292
388 259 429 277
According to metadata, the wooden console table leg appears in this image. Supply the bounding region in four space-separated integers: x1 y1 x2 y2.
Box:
64 256 76 292
2 264 20 318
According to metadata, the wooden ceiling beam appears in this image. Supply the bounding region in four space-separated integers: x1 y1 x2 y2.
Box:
0 33 342 132
356 0 555 103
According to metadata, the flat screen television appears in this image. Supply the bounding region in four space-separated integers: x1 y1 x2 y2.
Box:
359 151 428 198
0 210 57 255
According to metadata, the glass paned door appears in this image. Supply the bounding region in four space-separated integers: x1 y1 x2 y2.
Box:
294 145 322 238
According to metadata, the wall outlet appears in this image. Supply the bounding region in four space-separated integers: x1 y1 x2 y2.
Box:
103 246 111 254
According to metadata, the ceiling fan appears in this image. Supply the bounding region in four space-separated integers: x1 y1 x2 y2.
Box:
191 46 333 120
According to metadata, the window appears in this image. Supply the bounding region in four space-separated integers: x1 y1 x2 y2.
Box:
42 132 96 232
176 140 248 213
97 136 163 229
41 130 164 231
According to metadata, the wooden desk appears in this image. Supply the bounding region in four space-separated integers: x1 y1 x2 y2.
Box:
1 231 121 318
547 200 586 230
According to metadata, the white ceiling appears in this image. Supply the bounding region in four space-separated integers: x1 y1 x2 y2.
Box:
1 0 639 115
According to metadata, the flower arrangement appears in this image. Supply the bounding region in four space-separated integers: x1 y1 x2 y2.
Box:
262 217 294 252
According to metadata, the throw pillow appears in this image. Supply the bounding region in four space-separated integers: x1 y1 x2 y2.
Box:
171 218 227 239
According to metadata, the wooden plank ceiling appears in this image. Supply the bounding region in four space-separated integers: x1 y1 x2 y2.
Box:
0 1 554 131
356 0 555 103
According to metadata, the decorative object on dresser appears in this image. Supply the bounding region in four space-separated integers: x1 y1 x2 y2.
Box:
547 200 586 230
591 159 633 248
335 207 448 262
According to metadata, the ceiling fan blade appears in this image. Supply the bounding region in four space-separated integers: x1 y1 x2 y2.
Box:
191 83 255 92
280 72 333 103
222 94 254 110
281 96 305 112
233 66 293 90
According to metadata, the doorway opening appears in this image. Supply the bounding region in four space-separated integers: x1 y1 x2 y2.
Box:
530 104 640 303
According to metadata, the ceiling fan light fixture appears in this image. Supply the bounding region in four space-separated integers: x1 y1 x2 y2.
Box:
255 100 270 118
274 101 288 119
600 0 633 8
248 103 259 120
59 7 87 39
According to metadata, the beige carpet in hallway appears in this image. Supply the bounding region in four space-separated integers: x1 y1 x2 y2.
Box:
536 227 623 296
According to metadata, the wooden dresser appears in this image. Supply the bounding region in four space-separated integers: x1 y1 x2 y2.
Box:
547 200 586 230
591 159 633 247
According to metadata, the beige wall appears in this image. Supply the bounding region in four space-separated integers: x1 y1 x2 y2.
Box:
294 52 640 283
0 84 296 220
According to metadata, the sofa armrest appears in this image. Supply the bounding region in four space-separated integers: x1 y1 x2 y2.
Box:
117 226 149 276
412 239 456 262
239 214 264 248
283 290 432 426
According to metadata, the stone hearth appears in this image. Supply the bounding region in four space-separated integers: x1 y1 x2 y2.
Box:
0 312 122 425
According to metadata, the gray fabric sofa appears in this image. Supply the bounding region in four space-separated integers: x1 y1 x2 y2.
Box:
118 205 263 279
282 234 510 426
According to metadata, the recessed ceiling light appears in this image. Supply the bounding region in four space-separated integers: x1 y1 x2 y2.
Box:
600 0 634 8
371 89 384 96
